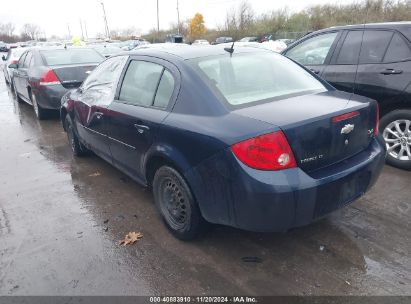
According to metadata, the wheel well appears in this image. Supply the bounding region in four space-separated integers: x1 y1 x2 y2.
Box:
380 103 411 117
145 156 175 187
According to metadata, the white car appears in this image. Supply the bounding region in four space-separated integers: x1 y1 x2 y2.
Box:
192 39 210 45
1 47 26 85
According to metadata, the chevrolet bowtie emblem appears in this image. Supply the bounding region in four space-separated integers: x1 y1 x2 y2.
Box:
341 124 354 134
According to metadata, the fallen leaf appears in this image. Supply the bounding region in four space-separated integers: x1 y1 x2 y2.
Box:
89 172 101 177
119 232 143 246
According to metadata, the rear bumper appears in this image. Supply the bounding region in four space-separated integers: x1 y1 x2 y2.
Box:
33 85 69 110
186 136 386 232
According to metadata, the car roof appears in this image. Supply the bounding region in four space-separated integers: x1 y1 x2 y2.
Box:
127 44 268 60
308 21 411 41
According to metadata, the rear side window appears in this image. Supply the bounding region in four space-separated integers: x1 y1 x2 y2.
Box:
336 31 363 64
40 49 104 66
383 33 411 63
285 32 338 65
153 70 175 108
359 30 393 64
119 61 163 107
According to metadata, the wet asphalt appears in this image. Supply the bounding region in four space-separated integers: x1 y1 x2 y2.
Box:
0 68 410 296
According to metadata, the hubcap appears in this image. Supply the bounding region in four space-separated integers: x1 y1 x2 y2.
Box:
159 178 190 230
383 119 411 161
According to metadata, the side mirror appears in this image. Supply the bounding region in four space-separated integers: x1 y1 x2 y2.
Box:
2 55 6 61
8 63 18 69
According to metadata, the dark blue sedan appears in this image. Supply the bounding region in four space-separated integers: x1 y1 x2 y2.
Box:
61 45 386 240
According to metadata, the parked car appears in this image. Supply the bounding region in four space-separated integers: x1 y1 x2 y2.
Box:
2 47 26 85
282 22 411 170
213 37 234 44
92 44 122 58
121 39 150 51
61 45 385 240
0 41 8 52
9 47 104 119
192 39 210 45
238 37 258 42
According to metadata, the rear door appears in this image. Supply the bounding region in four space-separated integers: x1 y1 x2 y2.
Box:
284 31 341 76
74 55 128 161
322 30 364 93
355 30 411 109
105 57 178 181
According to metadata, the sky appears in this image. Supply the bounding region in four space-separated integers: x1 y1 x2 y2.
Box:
0 0 358 38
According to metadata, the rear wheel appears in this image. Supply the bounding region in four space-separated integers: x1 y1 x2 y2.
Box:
380 109 411 170
30 93 48 120
65 115 89 156
153 166 206 240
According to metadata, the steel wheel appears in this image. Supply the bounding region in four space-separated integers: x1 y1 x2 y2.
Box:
382 119 411 161
158 177 191 231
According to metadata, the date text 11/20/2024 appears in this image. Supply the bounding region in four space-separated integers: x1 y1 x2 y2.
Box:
149 296 258 303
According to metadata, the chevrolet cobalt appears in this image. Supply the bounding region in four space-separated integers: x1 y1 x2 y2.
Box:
61 45 386 240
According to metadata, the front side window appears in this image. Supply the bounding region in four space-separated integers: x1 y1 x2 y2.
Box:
22 52 32 68
80 56 127 106
119 61 163 107
190 52 327 107
359 30 393 64
286 32 338 65
383 33 411 63
336 31 363 65
18 53 26 67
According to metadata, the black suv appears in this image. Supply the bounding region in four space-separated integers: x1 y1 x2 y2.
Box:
283 22 411 170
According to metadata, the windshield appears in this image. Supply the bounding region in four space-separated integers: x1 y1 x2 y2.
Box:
40 48 104 66
189 51 327 107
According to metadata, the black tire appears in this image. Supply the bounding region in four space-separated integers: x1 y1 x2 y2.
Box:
65 115 89 157
153 166 207 240
30 92 48 120
380 109 411 170
12 80 22 103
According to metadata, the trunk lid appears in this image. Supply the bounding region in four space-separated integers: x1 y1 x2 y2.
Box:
52 64 98 89
233 91 378 172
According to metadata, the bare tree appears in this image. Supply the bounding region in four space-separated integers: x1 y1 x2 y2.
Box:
21 23 41 40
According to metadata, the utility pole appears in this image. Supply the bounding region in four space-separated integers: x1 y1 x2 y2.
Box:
156 0 160 42
79 19 84 40
67 23 71 39
176 0 180 35
84 21 88 40
101 2 110 39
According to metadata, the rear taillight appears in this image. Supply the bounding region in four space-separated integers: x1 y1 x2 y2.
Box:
231 131 297 170
332 111 359 123
10 60 18 65
39 69 60 86
374 103 380 136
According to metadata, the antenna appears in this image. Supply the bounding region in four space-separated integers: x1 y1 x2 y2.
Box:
224 41 235 56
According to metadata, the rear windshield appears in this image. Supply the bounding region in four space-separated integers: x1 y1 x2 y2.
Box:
189 51 327 107
40 48 104 66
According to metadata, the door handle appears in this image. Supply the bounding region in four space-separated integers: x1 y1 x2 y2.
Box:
380 68 403 75
95 112 104 119
310 68 320 74
134 124 150 134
